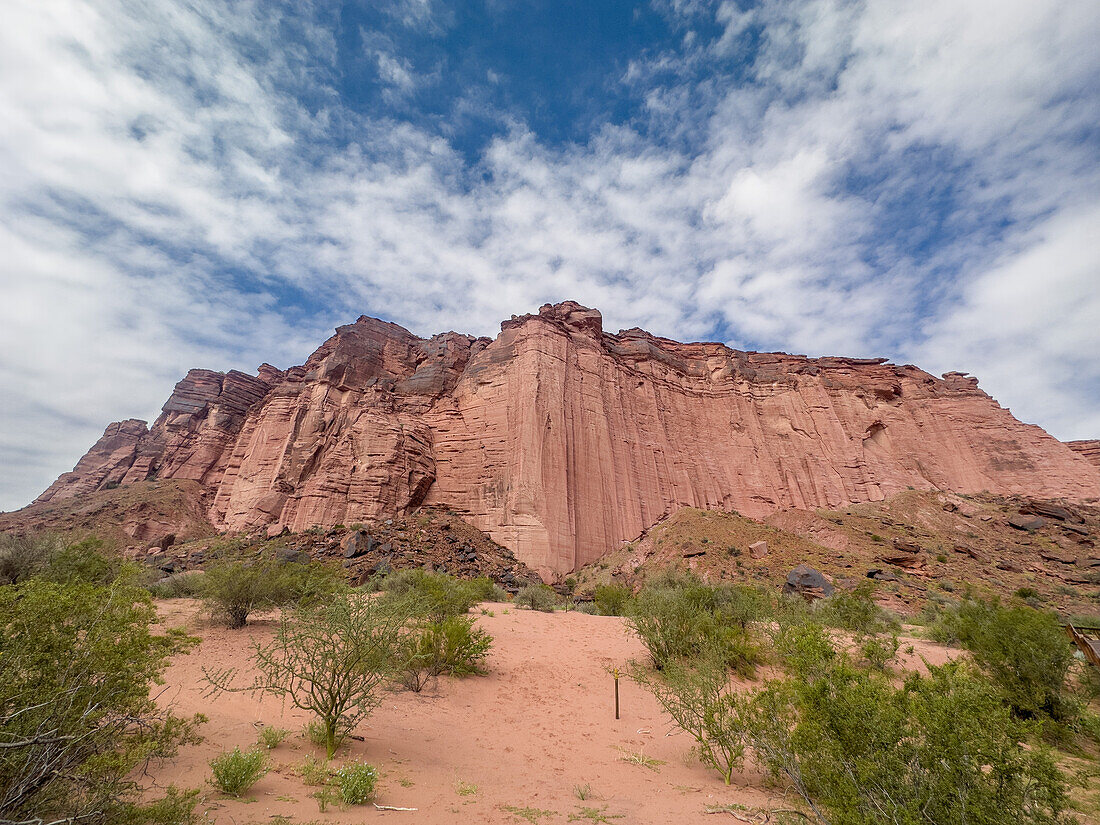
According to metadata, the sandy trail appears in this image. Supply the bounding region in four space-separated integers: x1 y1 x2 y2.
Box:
151 600 792 824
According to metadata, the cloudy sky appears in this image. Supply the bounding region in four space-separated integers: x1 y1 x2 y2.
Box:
1 0 1098 511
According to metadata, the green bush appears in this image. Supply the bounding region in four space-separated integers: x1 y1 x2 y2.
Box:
0 532 63 584
201 552 344 628
630 646 748 784
816 580 898 635
257 726 289 749
382 569 484 620
634 619 1075 822
304 719 345 751
951 597 1079 727
335 761 378 805
515 583 559 612
628 574 762 677
743 652 1074 825
206 592 421 757
209 747 267 796
0 534 142 589
399 614 493 691
465 576 510 602
594 583 633 616
0 578 202 823
147 570 206 599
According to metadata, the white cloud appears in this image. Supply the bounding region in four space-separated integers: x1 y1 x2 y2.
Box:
1 0 1097 509
914 204 1100 439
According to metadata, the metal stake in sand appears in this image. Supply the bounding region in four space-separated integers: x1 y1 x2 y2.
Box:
612 667 621 719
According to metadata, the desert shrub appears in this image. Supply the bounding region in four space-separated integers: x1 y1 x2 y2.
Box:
335 761 378 804
816 580 898 635
298 755 332 786
771 620 838 678
382 569 482 620
465 575 510 602
742 652 1074 825
37 536 138 587
594 583 632 616
630 646 749 784
0 533 142 589
209 747 267 796
257 726 289 749
858 632 900 672
207 592 421 757
201 552 344 628
399 614 493 691
0 532 63 584
515 583 559 612
304 719 344 751
571 599 600 614
0 578 202 824
952 597 1080 727
628 574 762 677
147 570 206 599
120 786 200 825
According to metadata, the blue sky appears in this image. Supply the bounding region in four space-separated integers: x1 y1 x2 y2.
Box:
1 0 1098 511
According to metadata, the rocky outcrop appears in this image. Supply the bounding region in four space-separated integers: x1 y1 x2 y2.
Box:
29 301 1100 576
1067 440 1100 470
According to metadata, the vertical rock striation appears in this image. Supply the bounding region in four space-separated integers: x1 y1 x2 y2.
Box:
32 302 1100 576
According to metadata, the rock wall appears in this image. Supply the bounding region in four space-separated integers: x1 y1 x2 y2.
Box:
32 302 1100 576
1067 440 1100 470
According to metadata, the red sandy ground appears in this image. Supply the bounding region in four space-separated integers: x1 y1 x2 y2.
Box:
149 600 958 824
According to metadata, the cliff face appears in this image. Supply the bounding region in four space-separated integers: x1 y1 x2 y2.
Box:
1067 440 1100 470
33 301 1100 576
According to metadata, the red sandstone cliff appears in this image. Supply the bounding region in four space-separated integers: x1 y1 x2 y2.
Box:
32 302 1100 576
1067 440 1100 470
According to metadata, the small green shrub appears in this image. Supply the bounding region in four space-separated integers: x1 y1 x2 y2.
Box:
335 761 378 805
0 533 63 584
594 583 632 616
465 576 510 602
202 553 344 628
298 756 331 786
572 600 600 614
859 633 900 672
209 747 267 796
382 569 482 620
816 580 897 636
147 570 206 599
399 615 493 690
257 726 289 749
304 719 346 752
515 584 559 612
37 537 138 587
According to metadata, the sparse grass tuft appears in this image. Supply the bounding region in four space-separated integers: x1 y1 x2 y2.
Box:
501 804 558 823
455 779 479 796
568 806 624 822
616 747 664 771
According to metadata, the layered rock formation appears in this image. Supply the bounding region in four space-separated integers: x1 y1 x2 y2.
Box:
1067 440 1100 470
32 302 1100 576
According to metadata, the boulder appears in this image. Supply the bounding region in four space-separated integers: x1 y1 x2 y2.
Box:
749 540 768 559
342 530 374 559
1008 514 1045 532
781 565 835 600
276 547 311 564
867 568 898 582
